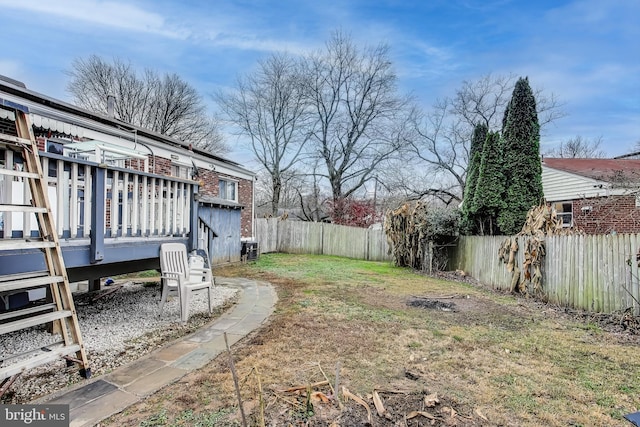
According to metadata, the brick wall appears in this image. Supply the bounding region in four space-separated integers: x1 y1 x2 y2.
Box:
36 136 46 152
573 195 640 234
124 158 146 171
0 117 17 136
152 156 172 176
198 168 217 196
197 168 254 238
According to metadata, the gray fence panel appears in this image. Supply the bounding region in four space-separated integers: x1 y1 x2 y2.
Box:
454 234 640 315
321 223 367 259
277 221 324 255
255 218 279 253
255 219 391 261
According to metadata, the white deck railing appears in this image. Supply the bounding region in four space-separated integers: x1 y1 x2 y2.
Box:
0 150 195 240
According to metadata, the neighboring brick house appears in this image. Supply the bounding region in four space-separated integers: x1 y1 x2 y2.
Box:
542 158 640 234
1 75 256 264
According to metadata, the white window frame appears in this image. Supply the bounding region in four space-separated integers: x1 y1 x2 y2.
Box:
554 201 573 228
219 178 238 202
171 164 191 179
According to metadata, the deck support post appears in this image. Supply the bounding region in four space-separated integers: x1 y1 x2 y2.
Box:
88 278 101 292
90 166 106 263
189 184 199 251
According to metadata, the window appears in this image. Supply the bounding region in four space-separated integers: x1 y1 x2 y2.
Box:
171 164 190 179
219 178 237 201
554 201 573 227
46 140 64 155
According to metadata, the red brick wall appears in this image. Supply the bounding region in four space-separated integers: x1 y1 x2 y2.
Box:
36 136 46 151
198 168 217 196
573 195 640 234
124 158 146 171
152 156 172 176
196 168 254 238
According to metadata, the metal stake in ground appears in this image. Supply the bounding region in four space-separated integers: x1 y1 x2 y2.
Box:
224 332 248 427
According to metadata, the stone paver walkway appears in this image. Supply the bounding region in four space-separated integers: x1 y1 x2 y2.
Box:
42 278 277 427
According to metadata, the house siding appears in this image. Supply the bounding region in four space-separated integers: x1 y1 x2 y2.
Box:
542 166 614 201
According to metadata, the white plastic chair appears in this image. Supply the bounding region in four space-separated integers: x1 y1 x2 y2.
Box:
159 242 213 323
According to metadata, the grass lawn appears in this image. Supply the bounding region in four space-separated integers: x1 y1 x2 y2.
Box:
105 253 640 426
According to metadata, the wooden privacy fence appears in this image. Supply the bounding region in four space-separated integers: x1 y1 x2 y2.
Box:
256 220 640 315
451 235 640 315
255 218 391 261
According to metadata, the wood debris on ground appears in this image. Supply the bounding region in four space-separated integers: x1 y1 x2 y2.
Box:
263 364 489 425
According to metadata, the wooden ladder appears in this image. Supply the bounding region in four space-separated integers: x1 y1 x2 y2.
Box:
0 103 90 397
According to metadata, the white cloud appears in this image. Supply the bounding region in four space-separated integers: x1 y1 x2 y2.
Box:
203 31 312 55
0 0 188 38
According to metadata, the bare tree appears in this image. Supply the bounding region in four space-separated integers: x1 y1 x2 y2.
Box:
216 53 311 216
451 73 517 131
303 31 411 222
295 161 331 222
544 136 606 158
253 167 303 218
67 55 227 154
400 73 564 204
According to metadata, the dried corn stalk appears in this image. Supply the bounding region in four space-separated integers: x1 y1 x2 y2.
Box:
384 201 431 270
500 202 581 294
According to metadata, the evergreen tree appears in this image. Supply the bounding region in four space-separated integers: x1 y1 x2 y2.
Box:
472 131 505 235
498 77 543 234
501 97 511 132
461 123 488 233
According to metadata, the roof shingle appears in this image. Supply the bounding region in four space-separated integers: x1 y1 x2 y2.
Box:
542 158 640 183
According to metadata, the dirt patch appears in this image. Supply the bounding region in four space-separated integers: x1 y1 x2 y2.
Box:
264 387 486 426
407 297 457 311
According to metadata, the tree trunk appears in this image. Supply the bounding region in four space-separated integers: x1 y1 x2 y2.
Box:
271 177 282 216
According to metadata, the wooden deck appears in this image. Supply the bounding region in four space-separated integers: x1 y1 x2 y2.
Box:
0 150 199 283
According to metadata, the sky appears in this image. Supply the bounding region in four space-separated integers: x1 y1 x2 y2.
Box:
0 0 638 164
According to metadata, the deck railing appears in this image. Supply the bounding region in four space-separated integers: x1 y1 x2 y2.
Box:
1 150 195 241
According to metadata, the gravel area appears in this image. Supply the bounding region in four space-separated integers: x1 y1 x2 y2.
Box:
0 280 239 404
